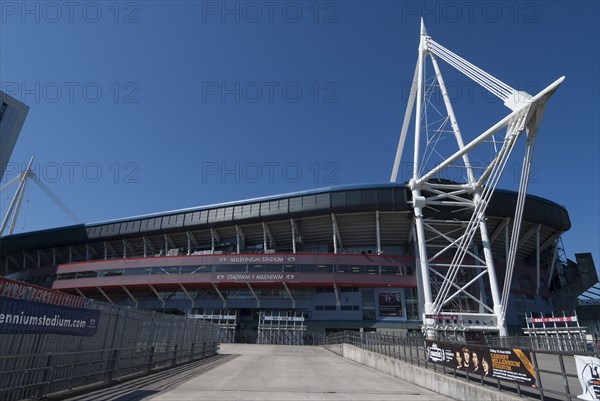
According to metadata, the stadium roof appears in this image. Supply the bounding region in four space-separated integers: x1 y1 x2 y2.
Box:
0 183 570 254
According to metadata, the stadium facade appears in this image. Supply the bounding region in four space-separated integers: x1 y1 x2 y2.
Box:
0 23 583 339
0 91 29 180
0 183 572 336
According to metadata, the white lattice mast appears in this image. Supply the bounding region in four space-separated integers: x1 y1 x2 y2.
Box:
391 20 564 337
0 156 82 236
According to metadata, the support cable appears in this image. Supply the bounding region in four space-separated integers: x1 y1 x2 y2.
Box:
432 117 522 313
501 137 537 317
30 174 82 224
427 39 514 100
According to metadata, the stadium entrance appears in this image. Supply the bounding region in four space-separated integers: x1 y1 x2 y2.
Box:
190 309 319 345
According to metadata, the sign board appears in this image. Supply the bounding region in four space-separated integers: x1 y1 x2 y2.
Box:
0 296 99 336
214 273 297 282
0 277 84 308
426 340 536 385
425 314 461 321
378 292 403 317
527 316 577 324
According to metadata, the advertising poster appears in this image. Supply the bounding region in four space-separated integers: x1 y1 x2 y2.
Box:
0 296 100 336
575 355 600 400
377 291 403 317
426 340 536 385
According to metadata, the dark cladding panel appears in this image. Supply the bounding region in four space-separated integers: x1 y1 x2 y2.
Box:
288 197 303 212
331 191 347 208
487 191 516 218
330 187 409 213
488 191 570 231
377 189 394 209
161 215 172 229
233 205 244 219
0 225 89 251
346 190 362 206
208 206 234 223
315 193 331 209
302 195 316 209
251 203 261 216
207 209 217 223
139 218 163 233
19 232 50 249
162 213 185 229
28 232 52 247
86 225 104 239
259 201 273 216
361 189 377 207
100 223 121 237
260 199 289 217
288 194 330 213
289 192 331 213
278 199 289 214
523 197 571 231
234 203 260 220
393 188 409 210
525 200 545 226
47 227 86 247
184 210 208 227
119 220 141 235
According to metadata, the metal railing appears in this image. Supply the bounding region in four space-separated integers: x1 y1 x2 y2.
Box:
0 298 220 401
487 335 598 354
325 331 593 401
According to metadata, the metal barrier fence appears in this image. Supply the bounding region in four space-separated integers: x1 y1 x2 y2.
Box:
257 311 306 345
228 327 327 345
325 331 593 401
486 335 597 354
0 298 220 401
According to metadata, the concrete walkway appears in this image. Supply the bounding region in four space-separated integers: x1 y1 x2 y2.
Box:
150 344 454 401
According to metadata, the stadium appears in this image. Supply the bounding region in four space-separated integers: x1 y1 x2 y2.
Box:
1 21 588 343
0 182 571 339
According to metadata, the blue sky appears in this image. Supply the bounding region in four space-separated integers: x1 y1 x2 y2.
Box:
1 1 598 266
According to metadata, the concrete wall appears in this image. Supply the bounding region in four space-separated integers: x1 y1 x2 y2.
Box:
323 344 525 401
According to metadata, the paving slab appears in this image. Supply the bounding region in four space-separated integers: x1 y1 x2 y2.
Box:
149 344 454 401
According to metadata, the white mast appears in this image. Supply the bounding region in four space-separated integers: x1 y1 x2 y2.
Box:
391 20 564 337
0 157 82 236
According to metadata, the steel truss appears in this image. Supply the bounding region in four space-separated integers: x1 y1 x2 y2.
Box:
391 20 564 336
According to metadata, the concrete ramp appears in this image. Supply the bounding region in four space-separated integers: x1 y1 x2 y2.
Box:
151 344 453 401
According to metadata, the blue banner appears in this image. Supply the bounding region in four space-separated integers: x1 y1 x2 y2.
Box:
0 296 100 336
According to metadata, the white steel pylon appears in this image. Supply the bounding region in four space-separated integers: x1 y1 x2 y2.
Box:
0 157 82 236
391 20 564 337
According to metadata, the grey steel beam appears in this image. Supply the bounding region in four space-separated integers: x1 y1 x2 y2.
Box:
211 282 226 308
283 282 295 308
122 285 138 308
179 283 195 309
332 213 343 254
97 287 113 304
247 282 260 308
149 284 165 308
235 225 245 254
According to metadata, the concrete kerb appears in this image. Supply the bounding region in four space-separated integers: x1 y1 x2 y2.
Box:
323 343 531 401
